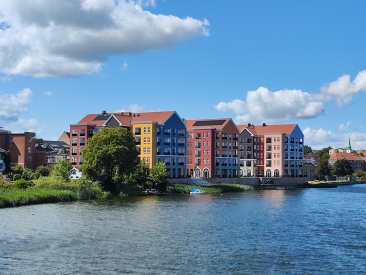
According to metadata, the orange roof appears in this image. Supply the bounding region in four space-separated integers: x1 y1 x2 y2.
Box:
131 111 175 124
237 124 296 135
358 150 366 157
76 111 175 127
329 153 362 161
185 118 231 131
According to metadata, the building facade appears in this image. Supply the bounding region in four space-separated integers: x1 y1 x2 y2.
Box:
185 118 240 178
329 153 364 172
237 124 305 177
70 110 187 178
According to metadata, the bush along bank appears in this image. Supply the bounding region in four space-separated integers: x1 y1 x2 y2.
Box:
167 184 254 194
0 177 105 208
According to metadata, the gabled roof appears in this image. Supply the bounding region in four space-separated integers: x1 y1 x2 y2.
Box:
185 118 231 131
358 150 366 157
44 140 69 149
252 124 297 135
76 111 175 127
131 111 175 124
237 124 297 136
329 153 362 161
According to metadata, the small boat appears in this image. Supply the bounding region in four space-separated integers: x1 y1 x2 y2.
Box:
190 188 205 194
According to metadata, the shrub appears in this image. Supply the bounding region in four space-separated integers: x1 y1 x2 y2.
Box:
14 178 29 189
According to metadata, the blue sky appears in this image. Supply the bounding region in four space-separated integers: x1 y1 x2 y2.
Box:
0 0 366 149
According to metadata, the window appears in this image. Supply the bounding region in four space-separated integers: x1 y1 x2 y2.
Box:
203 133 206 138
207 150 210 156
203 151 206 156
9 136 13 143
143 127 146 133
147 127 150 133
278 145 280 150
147 147 150 154
147 157 150 164
207 141 210 147
274 137 276 142
143 147 146 154
203 141 206 147
28 156 32 161
147 137 150 144
28 146 31 153
143 137 146 143
207 132 210 138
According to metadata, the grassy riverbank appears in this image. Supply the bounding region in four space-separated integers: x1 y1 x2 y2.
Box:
0 177 105 208
167 184 253 194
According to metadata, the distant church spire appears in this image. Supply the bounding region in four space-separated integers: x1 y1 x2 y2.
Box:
346 135 352 152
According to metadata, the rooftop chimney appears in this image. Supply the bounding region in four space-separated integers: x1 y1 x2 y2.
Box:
263 123 266 126
102 110 106 115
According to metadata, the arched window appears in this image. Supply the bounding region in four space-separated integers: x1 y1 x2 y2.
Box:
203 168 210 178
266 169 271 177
274 169 280 177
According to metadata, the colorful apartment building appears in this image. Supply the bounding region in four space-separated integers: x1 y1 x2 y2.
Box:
185 118 240 178
70 110 186 178
237 123 304 177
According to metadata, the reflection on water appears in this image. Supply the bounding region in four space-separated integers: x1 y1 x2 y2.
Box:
1 185 366 274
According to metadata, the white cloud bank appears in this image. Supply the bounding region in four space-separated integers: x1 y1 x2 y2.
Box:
0 89 44 134
303 127 366 150
0 0 209 77
115 104 145 113
215 70 366 125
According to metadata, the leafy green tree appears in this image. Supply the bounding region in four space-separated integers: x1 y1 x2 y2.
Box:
316 158 331 176
80 127 139 193
35 166 52 177
304 145 313 155
129 159 150 188
332 159 354 178
148 162 168 191
52 159 72 182
354 170 364 178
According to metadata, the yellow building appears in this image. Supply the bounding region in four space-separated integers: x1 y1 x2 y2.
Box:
132 122 156 168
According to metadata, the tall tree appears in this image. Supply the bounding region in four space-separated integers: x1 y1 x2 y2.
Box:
80 127 139 193
304 145 313 155
149 162 168 191
52 159 72 182
316 158 331 177
332 159 354 178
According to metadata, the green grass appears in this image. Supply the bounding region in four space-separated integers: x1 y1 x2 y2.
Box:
0 177 105 208
0 188 77 208
167 184 254 194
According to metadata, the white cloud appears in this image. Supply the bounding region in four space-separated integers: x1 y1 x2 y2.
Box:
0 88 32 118
115 104 145 113
43 91 53 96
338 121 351 131
303 127 366 150
4 118 45 134
122 62 128 71
319 70 366 107
215 87 324 123
0 0 209 77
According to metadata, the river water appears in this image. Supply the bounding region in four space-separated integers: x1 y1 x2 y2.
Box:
1 184 366 274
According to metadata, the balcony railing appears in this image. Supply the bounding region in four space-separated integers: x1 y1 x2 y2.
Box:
240 163 244 167
222 145 227 149
178 162 184 165
72 133 77 136
164 142 171 145
233 154 238 157
222 163 227 166
178 153 184 156
222 136 227 140
157 152 161 155
233 137 238 140
164 152 171 155
157 142 161 145
164 132 171 135
80 133 85 136
233 146 238 149
178 143 184 146
165 162 170 165
222 155 227 157
80 143 85 146
178 132 184 136
135 131 141 135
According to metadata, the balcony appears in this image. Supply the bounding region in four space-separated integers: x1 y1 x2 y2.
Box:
222 146 227 149
80 133 85 137
165 162 171 165
156 131 161 135
178 143 184 146
240 148 244 151
135 131 141 135
178 153 184 156
164 142 171 145
157 142 161 145
222 154 227 157
80 143 85 146
164 152 171 155
222 163 228 166
233 146 238 149
233 137 238 140
246 148 252 151
291 157 294 159
222 136 227 140
72 132 77 136
135 141 141 145
157 152 161 155
178 162 184 165
178 132 184 136
195 153 201 157
164 131 171 135
240 163 244 167
233 154 238 157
